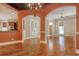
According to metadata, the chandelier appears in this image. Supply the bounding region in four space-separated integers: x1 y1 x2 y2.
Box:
27 3 43 10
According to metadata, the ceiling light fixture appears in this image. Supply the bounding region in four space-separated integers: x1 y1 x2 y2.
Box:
27 3 42 10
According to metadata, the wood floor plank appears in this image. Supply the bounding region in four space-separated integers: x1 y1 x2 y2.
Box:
0 36 78 56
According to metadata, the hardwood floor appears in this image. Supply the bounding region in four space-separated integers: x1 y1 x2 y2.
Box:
0 36 78 56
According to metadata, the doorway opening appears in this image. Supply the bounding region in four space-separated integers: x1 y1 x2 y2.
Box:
58 21 64 35
45 6 76 50
22 15 40 42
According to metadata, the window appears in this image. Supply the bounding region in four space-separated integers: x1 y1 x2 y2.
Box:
58 26 64 35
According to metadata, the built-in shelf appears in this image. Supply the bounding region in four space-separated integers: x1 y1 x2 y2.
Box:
0 19 17 31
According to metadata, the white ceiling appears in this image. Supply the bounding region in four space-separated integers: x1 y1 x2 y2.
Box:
0 4 17 21
46 6 76 20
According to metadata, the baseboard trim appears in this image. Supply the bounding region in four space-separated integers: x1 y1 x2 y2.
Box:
40 41 47 44
75 49 79 54
46 35 75 37
0 40 22 47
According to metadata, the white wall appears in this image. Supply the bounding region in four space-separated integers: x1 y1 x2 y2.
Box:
0 3 17 21
46 15 75 36
55 15 75 36
45 6 76 37
22 15 40 40
0 4 17 31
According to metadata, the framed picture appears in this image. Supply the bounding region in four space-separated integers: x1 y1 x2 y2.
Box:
3 22 7 27
1 22 8 31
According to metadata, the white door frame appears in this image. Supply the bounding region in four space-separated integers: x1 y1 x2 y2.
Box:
22 15 40 42
45 6 76 50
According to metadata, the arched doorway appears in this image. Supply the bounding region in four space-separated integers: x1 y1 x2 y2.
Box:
22 15 40 42
45 6 76 54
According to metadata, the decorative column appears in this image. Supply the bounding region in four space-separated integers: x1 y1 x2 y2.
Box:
40 15 45 41
76 4 79 49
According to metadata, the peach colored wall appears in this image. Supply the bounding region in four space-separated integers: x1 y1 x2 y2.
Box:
76 4 79 49
18 9 45 40
0 3 79 49
0 31 18 42
18 3 79 49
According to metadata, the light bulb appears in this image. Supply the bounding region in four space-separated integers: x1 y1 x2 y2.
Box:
35 7 38 10
49 22 53 26
30 6 32 9
28 4 31 7
38 3 41 5
39 5 42 8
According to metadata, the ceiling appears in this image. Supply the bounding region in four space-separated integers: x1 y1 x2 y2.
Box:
0 4 17 20
7 3 51 10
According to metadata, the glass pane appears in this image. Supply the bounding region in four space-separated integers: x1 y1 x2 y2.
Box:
58 26 64 35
